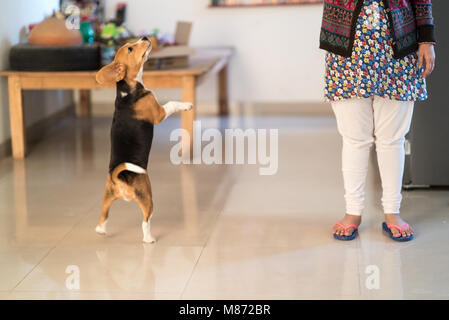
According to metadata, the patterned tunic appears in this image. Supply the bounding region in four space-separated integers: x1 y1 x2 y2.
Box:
324 0 427 102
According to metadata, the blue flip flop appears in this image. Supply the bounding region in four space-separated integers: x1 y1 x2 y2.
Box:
382 222 414 242
333 222 358 241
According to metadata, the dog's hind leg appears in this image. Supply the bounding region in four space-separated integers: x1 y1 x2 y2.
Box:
96 175 117 235
134 174 156 243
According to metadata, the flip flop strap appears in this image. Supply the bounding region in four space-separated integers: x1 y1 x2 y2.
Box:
336 222 358 231
387 224 409 232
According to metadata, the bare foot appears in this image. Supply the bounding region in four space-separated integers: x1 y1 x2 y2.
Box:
333 214 361 237
384 214 414 238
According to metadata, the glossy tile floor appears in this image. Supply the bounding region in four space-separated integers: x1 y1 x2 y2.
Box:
0 113 448 300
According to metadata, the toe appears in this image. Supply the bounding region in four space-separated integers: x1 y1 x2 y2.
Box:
391 229 401 238
404 226 413 237
333 224 342 235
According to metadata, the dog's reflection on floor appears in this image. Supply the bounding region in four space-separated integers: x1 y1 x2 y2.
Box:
94 245 156 292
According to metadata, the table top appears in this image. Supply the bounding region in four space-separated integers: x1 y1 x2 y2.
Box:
0 47 233 77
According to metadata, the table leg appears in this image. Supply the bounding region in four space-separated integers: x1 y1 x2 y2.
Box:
218 65 229 116
79 89 91 118
8 76 26 158
181 76 196 159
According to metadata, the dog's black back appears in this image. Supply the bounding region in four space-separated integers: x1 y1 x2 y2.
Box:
109 81 154 173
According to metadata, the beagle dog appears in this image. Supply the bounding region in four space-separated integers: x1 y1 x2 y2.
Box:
94 37 192 243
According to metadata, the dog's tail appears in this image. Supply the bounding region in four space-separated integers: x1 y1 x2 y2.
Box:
111 162 147 185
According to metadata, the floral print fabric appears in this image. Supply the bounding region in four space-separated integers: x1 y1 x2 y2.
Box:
324 0 427 102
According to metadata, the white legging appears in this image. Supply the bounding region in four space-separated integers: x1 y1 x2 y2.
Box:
332 96 414 216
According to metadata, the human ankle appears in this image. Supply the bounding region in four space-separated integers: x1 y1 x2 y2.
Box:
343 214 361 223
385 213 400 220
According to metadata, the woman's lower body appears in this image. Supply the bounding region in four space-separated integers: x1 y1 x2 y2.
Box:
333 96 414 215
331 96 415 238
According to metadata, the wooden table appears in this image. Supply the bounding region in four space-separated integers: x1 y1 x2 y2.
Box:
0 47 232 159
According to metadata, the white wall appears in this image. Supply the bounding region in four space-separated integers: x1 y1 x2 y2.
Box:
95 0 325 107
0 0 73 147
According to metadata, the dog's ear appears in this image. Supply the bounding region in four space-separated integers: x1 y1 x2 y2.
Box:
96 62 126 85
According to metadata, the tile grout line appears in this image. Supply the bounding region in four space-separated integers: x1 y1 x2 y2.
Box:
178 171 237 299
179 245 206 300
178 197 228 299
180 164 257 299
10 201 99 292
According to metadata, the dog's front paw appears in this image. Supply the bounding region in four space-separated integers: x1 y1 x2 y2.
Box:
180 102 193 111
